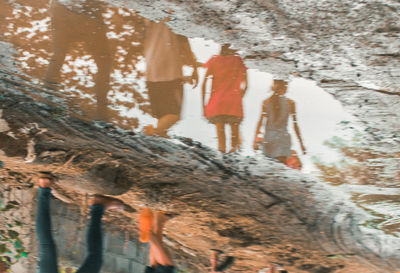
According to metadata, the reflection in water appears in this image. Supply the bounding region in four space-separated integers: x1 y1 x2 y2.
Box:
314 136 400 187
1 0 400 271
254 80 306 168
143 19 198 138
352 193 400 237
201 44 248 153
45 0 111 120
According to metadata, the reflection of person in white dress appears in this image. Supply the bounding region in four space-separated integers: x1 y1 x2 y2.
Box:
254 80 306 164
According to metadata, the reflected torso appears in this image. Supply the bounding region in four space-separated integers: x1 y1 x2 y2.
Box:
262 96 291 158
204 54 246 121
143 21 184 82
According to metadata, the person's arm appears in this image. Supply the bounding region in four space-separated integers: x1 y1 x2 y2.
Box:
201 69 212 115
253 101 267 150
141 19 152 44
189 56 199 88
290 100 306 154
178 35 199 87
210 251 217 273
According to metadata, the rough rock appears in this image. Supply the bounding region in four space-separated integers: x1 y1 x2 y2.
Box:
1 78 399 272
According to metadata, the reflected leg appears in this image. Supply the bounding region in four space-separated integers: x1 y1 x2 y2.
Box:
276 156 287 164
210 250 218 273
148 212 174 267
36 187 59 273
230 122 240 152
216 122 226 153
88 34 112 121
156 114 180 136
45 34 69 85
76 204 105 273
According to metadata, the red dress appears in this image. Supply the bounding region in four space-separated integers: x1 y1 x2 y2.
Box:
204 55 247 124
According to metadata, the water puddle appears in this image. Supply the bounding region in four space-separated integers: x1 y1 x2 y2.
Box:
1 0 399 271
0 0 360 172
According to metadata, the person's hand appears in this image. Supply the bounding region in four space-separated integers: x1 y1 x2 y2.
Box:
160 16 171 23
253 141 259 151
301 144 307 155
268 264 278 273
241 84 248 96
191 69 199 88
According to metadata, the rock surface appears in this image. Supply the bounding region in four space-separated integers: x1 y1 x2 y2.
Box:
1 78 399 272
1 0 399 272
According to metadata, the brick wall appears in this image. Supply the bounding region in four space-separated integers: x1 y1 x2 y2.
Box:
50 198 149 273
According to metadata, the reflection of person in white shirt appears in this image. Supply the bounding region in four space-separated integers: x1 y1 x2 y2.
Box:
143 19 199 137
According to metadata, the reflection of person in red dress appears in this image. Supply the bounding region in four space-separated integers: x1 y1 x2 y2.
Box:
201 44 248 153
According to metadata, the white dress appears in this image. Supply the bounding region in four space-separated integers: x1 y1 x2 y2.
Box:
262 96 292 158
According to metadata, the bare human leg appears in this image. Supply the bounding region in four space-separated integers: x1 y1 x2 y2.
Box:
44 34 69 88
45 2 72 88
149 212 174 267
155 114 180 137
276 156 287 165
209 249 221 273
87 31 112 121
229 122 240 153
216 122 226 153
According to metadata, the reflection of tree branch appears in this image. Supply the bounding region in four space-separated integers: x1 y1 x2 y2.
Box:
5 3 151 128
314 137 400 186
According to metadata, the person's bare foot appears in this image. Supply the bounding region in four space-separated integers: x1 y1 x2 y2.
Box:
39 178 52 188
89 195 124 211
144 125 155 136
153 211 172 232
267 263 287 273
43 80 62 91
144 125 170 138
38 171 57 188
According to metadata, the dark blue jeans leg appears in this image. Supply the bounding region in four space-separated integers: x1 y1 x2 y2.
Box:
76 204 105 273
36 187 59 273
